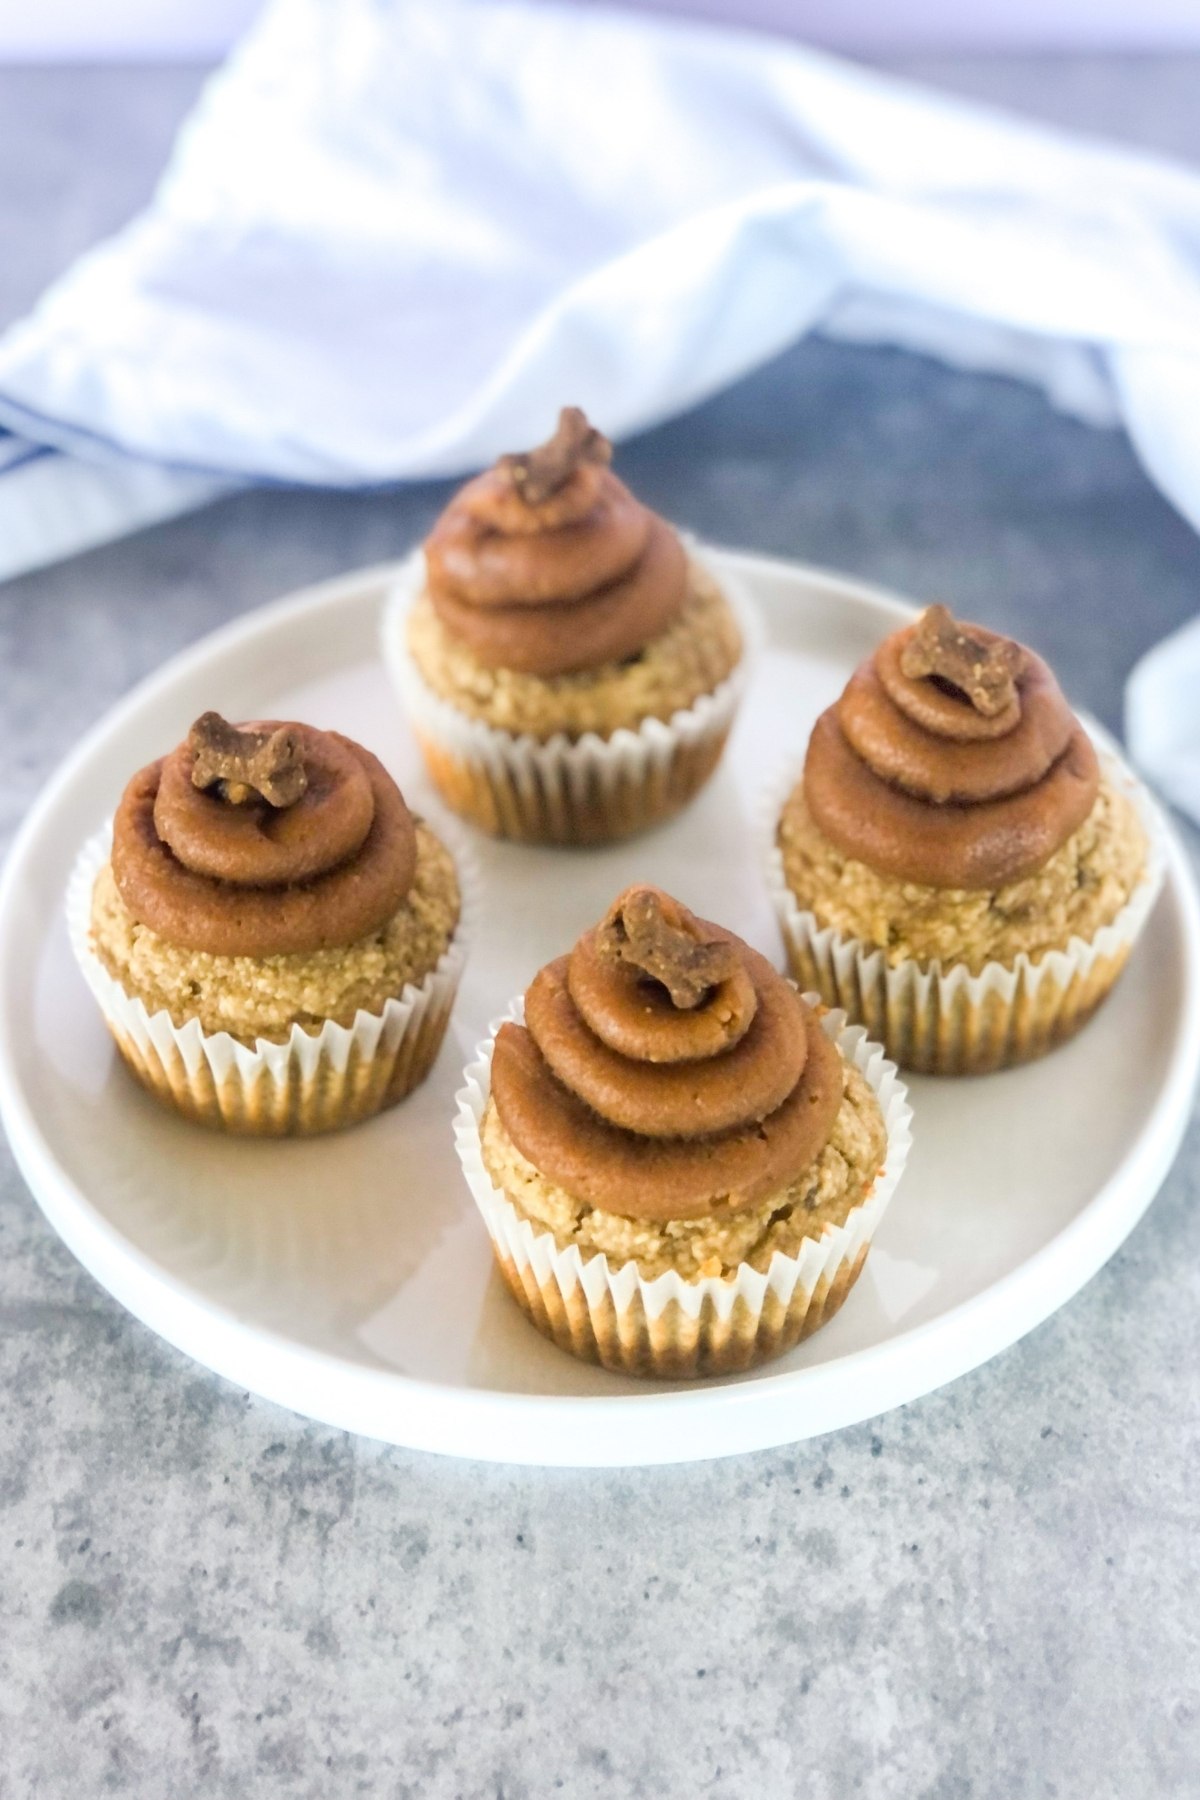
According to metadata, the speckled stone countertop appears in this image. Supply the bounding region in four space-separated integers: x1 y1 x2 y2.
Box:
2 56 1200 1800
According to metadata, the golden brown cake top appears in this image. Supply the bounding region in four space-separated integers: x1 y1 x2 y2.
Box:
803 605 1100 889
110 713 418 956
490 885 844 1222
422 407 688 679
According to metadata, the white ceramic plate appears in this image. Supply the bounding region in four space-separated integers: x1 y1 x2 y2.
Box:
2 551 1197 1468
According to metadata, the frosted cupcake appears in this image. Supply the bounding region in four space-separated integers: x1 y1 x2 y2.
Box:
384 407 748 845
69 712 468 1133
455 885 910 1378
767 605 1163 1075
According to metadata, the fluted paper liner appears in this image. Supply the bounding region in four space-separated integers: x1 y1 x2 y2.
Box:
67 825 477 1135
454 1000 912 1380
381 546 759 845
760 748 1167 1076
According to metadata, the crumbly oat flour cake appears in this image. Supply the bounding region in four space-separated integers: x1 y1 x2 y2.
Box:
388 406 748 844
457 884 909 1379
73 712 466 1133
768 604 1160 1073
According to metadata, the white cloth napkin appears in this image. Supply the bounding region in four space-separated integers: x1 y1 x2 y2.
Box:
1126 618 1200 825
4 0 1200 814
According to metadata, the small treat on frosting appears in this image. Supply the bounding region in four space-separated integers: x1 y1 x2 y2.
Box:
473 886 893 1373
422 407 688 678
595 885 739 1009
189 711 308 807
897 603 1024 720
390 406 748 844
78 712 466 1133
496 404 610 505
770 604 1155 1074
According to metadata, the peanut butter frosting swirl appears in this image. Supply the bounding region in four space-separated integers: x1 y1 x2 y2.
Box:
803 605 1100 890
111 714 418 957
423 407 688 678
491 886 844 1222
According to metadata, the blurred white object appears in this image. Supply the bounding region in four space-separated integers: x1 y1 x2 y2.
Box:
1127 620 1200 825
0 0 262 61
6 0 1200 606
0 432 225 572
6 0 1200 59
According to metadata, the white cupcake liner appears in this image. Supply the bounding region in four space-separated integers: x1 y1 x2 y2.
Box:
381 543 760 845
67 821 479 1135
759 745 1168 1076
454 997 912 1379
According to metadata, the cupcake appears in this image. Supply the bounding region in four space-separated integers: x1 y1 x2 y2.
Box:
766 604 1164 1075
68 712 469 1134
384 407 750 845
455 885 910 1378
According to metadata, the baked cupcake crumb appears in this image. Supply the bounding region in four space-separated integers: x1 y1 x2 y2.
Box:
778 770 1147 973
90 822 460 1042
480 1058 886 1282
406 557 742 739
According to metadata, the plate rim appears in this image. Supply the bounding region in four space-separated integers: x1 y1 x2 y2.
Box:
3 547 1199 1467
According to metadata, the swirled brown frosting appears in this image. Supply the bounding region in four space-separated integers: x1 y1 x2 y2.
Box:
490 886 844 1222
803 605 1100 890
110 713 418 957
423 407 688 677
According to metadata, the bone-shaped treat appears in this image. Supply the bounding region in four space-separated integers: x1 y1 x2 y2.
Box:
596 885 738 1011
497 406 612 505
899 603 1025 718
189 712 308 808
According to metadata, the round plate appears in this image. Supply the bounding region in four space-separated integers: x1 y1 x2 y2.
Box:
2 551 1197 1467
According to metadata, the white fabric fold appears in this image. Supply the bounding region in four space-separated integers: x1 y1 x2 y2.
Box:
0 432 223 580
5 0 1200 812
1127 619 1200 827
6 0 1200 497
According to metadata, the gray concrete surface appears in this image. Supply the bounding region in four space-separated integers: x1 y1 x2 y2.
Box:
2 56 1200 1800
